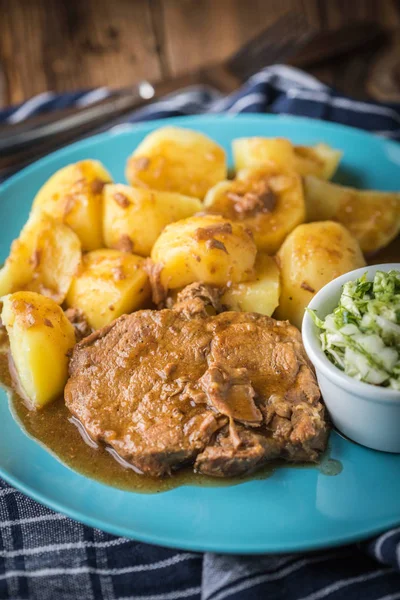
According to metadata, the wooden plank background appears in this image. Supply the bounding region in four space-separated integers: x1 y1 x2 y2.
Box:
0 0 399 108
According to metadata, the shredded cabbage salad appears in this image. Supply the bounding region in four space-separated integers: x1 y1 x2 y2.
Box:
310 270 400 391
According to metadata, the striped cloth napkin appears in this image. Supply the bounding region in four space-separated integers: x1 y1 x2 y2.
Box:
0 65 399 600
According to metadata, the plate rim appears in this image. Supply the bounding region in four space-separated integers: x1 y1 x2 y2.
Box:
1 112 399 554
1 113 399 196
1 454 399 555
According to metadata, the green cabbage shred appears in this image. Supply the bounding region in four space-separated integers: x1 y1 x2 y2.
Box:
309 270 400 390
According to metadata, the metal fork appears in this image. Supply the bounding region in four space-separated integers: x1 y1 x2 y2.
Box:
226 11 313 81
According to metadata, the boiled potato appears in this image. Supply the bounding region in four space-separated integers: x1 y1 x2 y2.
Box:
304 175 400 254
0 213 81 304
103 183 202 257
204 167 305 253
221 253 280 316
275 221 366 329
233 137 342 180
151 215 257 291
234 138 293 172
125 126 227 199
66 249 151 329
32 160 112 251
292 144 342 180
1 292 76 409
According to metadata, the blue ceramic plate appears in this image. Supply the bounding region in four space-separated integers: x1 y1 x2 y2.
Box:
0 115 399 554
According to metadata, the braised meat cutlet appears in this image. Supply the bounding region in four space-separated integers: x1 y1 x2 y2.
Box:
64 307 92 342
64 287 328 478
171 282 224 317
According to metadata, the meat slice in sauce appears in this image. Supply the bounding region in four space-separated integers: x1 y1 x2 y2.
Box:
64 307 92 341
172 282 223 317
195 426 281 477
65 290 328 478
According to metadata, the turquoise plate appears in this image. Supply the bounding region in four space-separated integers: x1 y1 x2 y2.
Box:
1 115 400 554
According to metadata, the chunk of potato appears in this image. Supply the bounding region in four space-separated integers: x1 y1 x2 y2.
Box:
233 137 342 179
221 253 280 316
304 175 400 254
66 249 151 329
103 183 202 257
292 144 343 180
151 215 257 290
32 160 112 251
125 126 227 199
1 291 76 409
275 221 366 329
0 214 81 304
204 167 305 253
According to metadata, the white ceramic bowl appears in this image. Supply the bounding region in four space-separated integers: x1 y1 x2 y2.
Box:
302 263 400 453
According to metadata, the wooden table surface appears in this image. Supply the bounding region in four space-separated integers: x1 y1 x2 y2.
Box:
0 0 400 109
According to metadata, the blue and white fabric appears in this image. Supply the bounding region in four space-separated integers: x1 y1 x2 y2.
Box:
1 65 400 139
0 65 399 600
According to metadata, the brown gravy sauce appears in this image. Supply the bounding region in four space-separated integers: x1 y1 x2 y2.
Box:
3 237 397 494
0 332 284 493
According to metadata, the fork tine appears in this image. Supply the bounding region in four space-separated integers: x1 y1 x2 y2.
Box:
227 11 316 81
229 12 312 62
246 37 308 75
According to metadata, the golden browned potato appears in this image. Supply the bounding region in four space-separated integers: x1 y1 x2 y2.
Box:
233 137 342 180
204 167 305 253
125 126 227 199
275 221 366 329
103 183 202 257
304 175 400 254
1 291 76 409
32 160 112 251
292 144 343 180
66 249 151 329
221 253 280 316
0 214 81 304
151 214 257 290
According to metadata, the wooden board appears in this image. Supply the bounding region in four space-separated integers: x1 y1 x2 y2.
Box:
0 0 400 107
0 0 162 106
